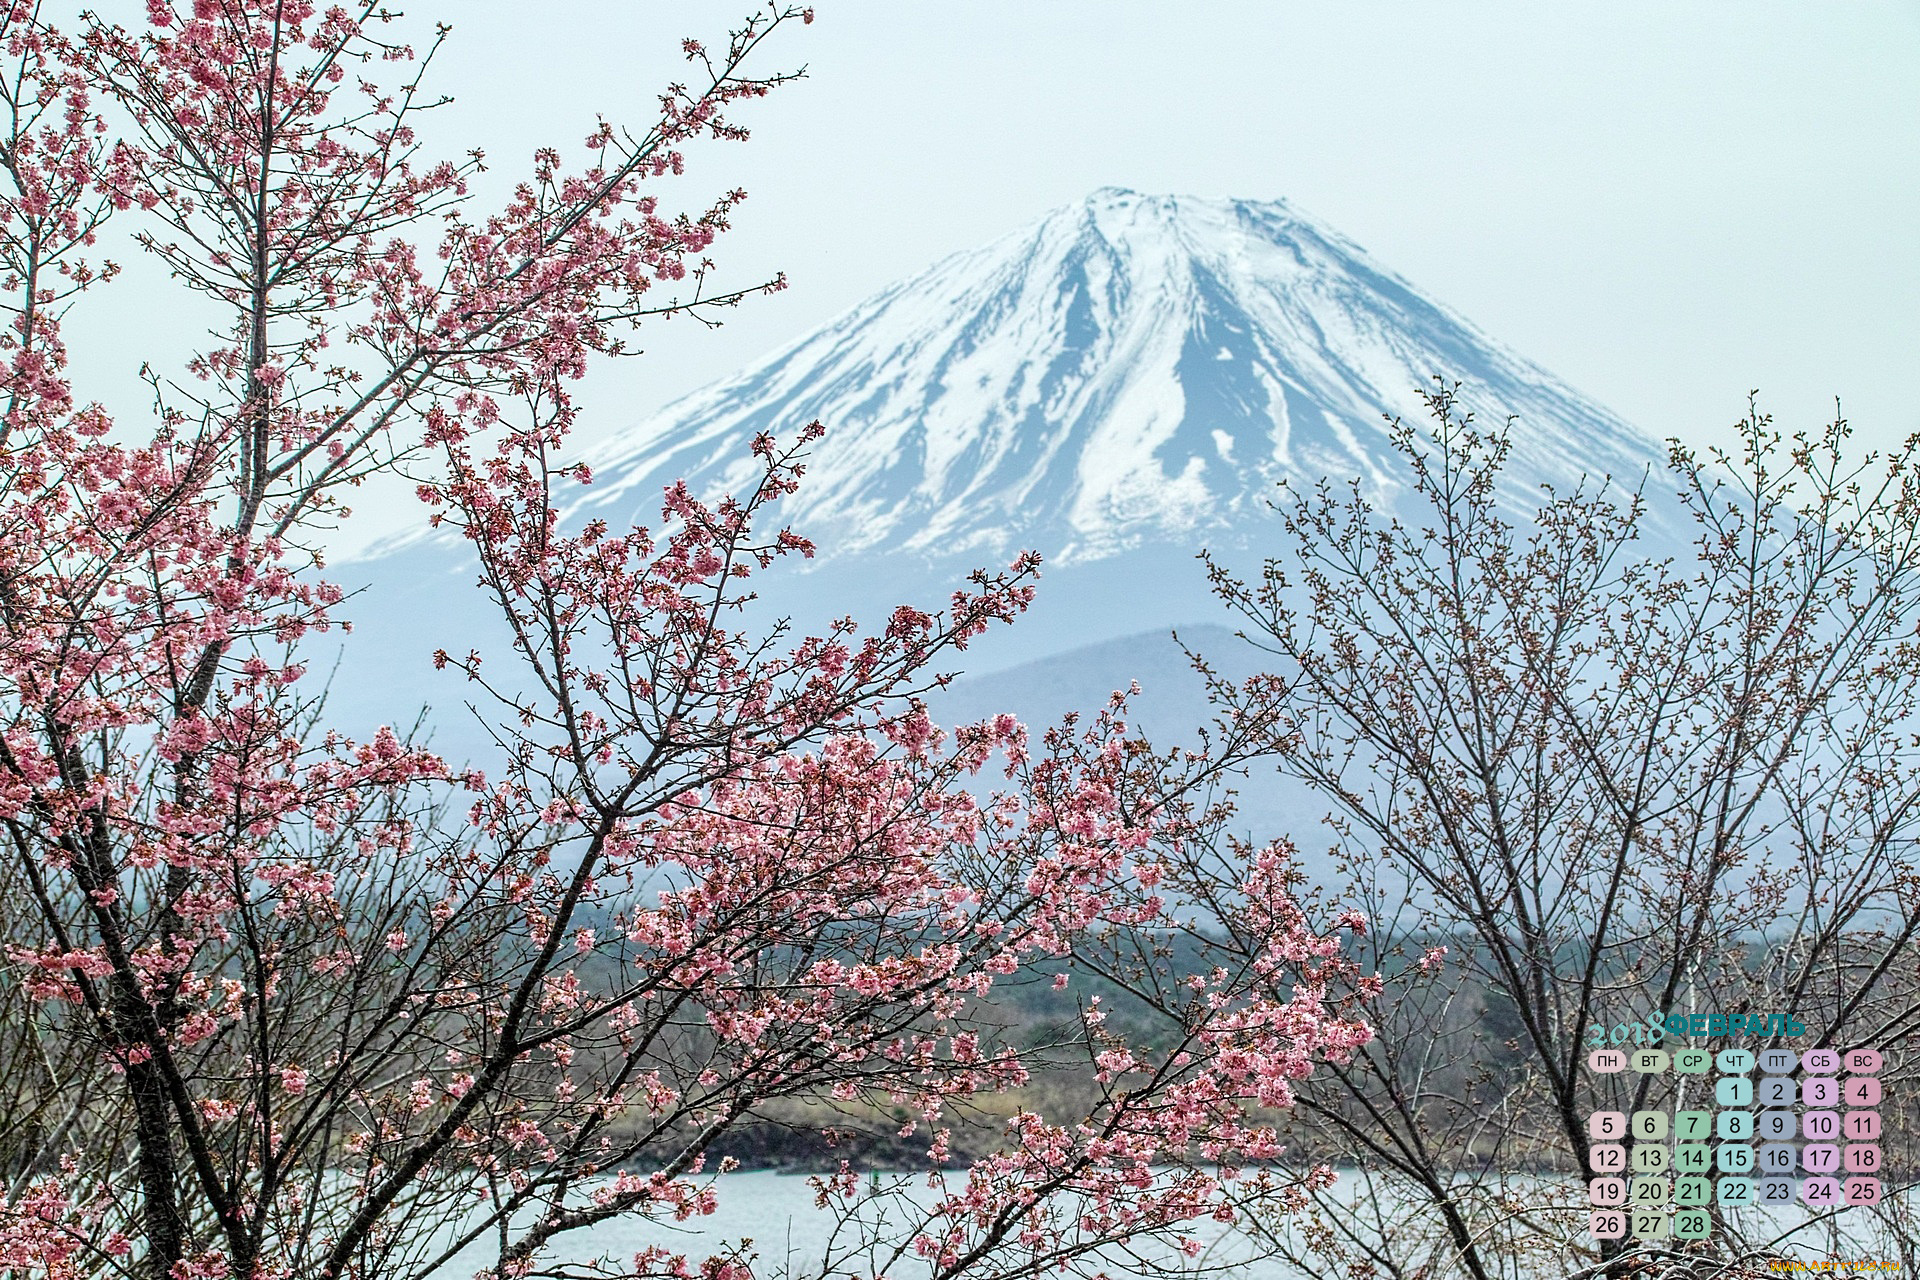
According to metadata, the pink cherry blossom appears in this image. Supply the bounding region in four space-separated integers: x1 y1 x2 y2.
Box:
0 5 1370 1279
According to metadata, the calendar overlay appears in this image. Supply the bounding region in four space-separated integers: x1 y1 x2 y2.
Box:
1584 1020 1883 1243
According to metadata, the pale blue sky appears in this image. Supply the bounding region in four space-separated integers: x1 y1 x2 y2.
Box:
419 0 1917 474
64 2 1919 556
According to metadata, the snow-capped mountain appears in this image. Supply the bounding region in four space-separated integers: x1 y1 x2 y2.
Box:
576 186 1662 566
337 188 1673 765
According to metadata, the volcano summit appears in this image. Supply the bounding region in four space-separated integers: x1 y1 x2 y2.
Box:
570 187 1661 569
345 190 1668 748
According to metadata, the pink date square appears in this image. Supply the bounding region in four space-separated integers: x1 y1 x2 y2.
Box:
1588 1209 1626 1239
1843 1145 1880 1174
1587 1112 1625 1140
1588 1176 1626 1205
1844 1178 1881 1205
1801 1176 1842 1205
1843 1077 1882 1108
1589 1144 1626 1173
1800 1144 1840 1174
1801 1110 1841 1141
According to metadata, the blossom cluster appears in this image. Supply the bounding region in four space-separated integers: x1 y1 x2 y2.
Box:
0 4 1369 1279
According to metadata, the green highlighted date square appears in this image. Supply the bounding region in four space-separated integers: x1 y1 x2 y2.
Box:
1629 1177 1668 1206
1674 1111 1713 1141
1674 1143 1711 1173
1673 1208 1711 1239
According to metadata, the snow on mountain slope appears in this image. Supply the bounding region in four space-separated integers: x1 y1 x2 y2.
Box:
330 188 1676 761
575 187 1664 565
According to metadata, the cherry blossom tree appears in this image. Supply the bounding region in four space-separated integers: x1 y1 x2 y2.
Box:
1205 386 1920 1278
0 4 1371 1279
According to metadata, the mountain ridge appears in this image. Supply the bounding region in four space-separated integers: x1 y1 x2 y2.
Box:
334 188 1676 761
564 186 1664 568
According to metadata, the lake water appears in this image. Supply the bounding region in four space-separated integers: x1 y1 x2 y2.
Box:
430 1169 1284 1278
428 1170 1898 1278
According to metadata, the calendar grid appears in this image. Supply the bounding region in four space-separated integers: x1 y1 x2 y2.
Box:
1585 1044 1883 1241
